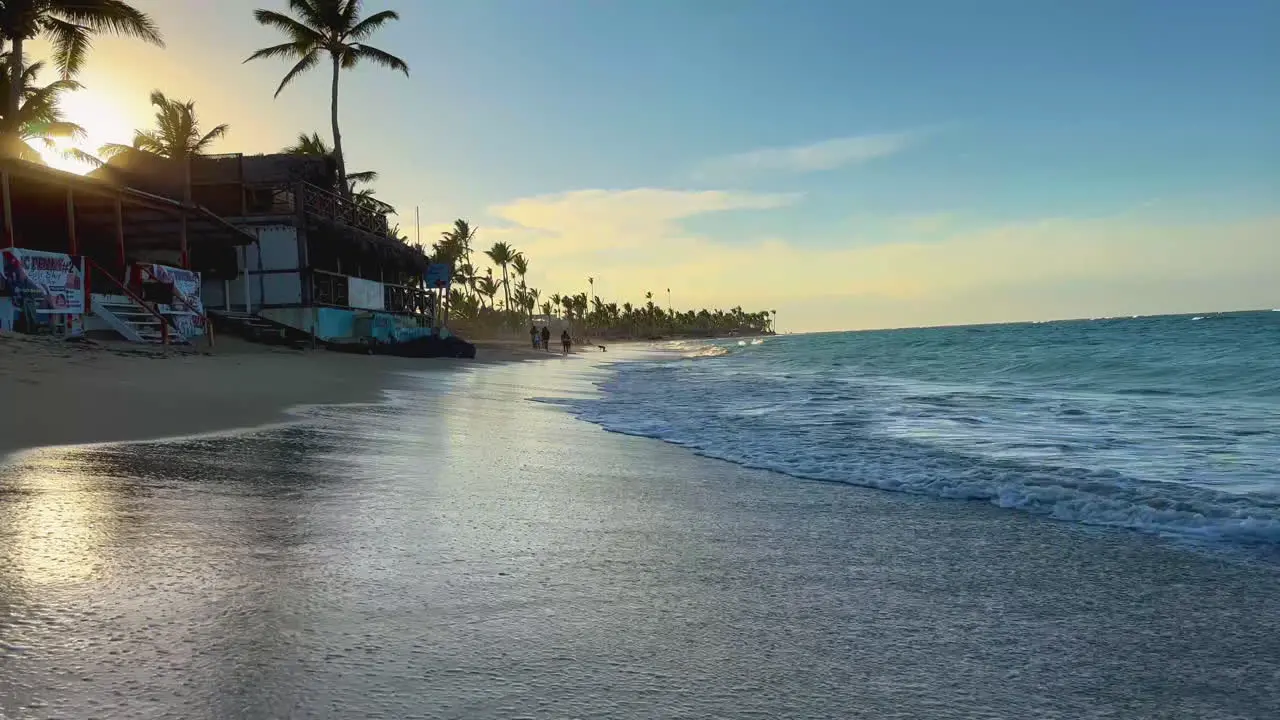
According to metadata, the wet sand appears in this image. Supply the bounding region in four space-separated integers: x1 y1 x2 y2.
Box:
0 333 565 460
1 353 1277 719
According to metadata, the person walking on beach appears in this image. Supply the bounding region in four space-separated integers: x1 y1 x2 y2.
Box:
561 329 572 354
540 326 551 352
529 323 539 349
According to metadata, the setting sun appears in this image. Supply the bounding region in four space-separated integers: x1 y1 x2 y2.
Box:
38 86 140 174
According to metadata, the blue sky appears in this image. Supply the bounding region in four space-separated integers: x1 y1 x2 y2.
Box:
38 0 1280 330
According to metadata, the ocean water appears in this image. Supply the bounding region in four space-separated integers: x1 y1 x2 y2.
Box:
4 354 1280 717
553 311 1280 551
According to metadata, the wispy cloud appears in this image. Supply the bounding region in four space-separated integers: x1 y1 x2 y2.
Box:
489 188 800 254
694 131 921 181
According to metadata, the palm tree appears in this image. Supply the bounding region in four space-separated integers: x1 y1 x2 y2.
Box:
432 218 475 268
1 0 163 132
540 300 552 317
475 272 499 311
246 0 408 197
99 90 227 161
0 54 84 161
549 293 562 319
281 130 377 188
511 253 529 290
483 241 516 311
526 286 540 320
282 130 328 155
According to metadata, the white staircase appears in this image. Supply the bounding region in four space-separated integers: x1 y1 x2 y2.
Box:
92 294 187 345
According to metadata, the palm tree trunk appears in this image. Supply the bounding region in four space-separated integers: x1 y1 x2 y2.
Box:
6 38 24 137
329 55 348 197
501 266 511 311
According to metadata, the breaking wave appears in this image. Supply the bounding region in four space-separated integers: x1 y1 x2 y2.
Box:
547 313 1280 550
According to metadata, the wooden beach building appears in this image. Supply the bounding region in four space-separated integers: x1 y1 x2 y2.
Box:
0 158 254 343
90 152 441 347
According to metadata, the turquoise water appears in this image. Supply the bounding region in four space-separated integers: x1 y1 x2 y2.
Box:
556 311 1280 549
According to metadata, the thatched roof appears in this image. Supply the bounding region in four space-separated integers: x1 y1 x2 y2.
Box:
88 152 338 195
3 158 256 249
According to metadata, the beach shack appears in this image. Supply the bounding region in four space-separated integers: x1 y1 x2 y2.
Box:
0 158 255 344
93 153 442 347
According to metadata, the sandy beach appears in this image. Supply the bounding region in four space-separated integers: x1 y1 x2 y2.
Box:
1 352 1277 719
0 332 564 459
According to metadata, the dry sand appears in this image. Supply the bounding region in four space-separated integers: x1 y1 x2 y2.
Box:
0 332 561 459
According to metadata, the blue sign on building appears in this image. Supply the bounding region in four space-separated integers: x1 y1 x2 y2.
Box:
425 263 452 288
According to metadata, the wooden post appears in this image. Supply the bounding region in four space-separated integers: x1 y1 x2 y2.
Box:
66 188 78 255
2 170 13 247
293 181 311 306
180 155 191 268
115 196 126 275
240 244 251 311
179 213 189 269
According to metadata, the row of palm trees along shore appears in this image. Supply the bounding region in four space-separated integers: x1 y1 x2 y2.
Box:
0 0 776 340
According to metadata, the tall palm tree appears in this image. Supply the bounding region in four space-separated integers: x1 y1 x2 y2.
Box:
0 54 84 161
510 252 528 289
1 0 163 130
526 286 540 321
483 241 515 311
246 0 408 197
432 218 475 268
475 271 499 311
99 90 227 161
281 130 377 187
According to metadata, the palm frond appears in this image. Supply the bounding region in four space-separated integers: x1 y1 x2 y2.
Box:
193 124 229 153
97 142 138 160
339 0 363 30
347 9 399 40
65 147 106 167
40 121 87 140
273 50 322 97
244 41 307 63
349 44 409 75
346 169 377 184
50 0 164 44
251 9 324 45
283 131 331 154
43 18 94 78
129 128 167 155
286 0 330 31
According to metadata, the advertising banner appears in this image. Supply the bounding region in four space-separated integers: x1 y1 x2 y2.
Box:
136 263 205 337
0 248 85 315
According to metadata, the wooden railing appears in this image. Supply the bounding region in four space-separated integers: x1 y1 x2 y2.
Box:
383 283 434 317
311 269 350 307
310 269 434 320
300 182 390 236
84 257 170 347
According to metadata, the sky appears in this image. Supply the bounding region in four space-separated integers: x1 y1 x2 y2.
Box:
27 0 1280 331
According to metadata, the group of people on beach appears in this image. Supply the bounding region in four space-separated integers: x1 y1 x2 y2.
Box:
531 324 572 354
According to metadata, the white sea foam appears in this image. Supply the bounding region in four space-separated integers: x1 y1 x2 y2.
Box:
540 325 1280 549
686 345 731 359
554 390 1280 546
